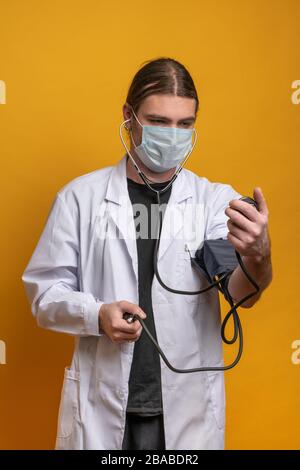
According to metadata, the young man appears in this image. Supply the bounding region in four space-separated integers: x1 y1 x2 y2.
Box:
22 57 272 450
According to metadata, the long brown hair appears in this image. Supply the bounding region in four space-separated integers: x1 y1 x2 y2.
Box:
126 57 199 115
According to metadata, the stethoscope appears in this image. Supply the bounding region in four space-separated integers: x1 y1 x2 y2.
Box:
119 117 260 373
119 115 198 198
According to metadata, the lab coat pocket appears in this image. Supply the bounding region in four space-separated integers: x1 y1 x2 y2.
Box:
206 371 225 430
56 367 80 439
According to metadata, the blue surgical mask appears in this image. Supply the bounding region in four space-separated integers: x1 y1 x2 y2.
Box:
128 108 197 173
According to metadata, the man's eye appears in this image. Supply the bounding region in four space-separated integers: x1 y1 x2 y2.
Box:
150 119 164 124
149 119 192 127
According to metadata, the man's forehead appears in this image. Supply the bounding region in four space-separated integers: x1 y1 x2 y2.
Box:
140 94 197 116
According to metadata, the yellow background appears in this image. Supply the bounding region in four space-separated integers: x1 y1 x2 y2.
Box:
0 0 299 450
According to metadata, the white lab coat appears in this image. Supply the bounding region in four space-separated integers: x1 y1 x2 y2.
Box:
22 154 242 450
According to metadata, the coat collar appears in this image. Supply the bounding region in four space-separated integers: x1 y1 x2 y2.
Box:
104 154 194 268
105 154 193 205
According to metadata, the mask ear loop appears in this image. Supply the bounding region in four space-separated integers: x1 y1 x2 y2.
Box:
119 118 146 177
131 106 144 128
174 127 198 177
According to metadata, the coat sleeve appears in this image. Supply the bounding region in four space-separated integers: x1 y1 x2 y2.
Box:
21 192 105 337
205 183 243 240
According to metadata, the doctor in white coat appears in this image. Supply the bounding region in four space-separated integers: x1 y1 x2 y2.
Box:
22 57 272 450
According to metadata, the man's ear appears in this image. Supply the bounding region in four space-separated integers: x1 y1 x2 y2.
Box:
123 103 132 130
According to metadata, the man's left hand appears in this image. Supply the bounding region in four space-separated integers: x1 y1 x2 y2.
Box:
225 187 271 263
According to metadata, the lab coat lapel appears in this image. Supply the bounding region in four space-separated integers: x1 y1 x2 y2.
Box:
105 155 138 280
157 169 193 261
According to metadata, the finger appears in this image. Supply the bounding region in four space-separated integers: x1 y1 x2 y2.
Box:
228 199 259 222
253 187 269 216
116 321 142 334
225 206 254 231
227 220 247 242
114 331 142 342
227 231 244 252
119 331 140 340
118 300 147 319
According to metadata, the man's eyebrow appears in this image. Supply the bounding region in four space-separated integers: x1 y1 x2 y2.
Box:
145 113 196 122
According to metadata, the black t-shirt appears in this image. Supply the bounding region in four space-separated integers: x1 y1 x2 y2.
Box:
126 175 172 416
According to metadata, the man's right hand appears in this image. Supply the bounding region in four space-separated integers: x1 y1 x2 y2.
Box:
98 300 146 344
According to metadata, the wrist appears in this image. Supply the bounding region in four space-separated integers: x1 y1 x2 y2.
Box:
243 251 271 266
98 303 106 334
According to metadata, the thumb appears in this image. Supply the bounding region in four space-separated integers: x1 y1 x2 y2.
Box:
253 187 269 216
118 300 147 319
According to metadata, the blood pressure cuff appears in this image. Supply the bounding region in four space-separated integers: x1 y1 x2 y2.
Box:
191 238 239 300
